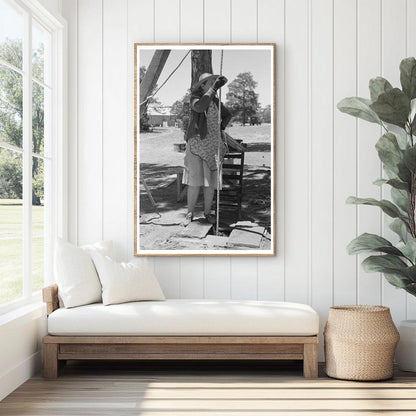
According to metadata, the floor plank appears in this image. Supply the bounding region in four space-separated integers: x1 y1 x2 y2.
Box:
1 361 416 415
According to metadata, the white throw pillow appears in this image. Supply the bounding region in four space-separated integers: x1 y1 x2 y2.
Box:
81 240 115 259
90 252 165 306
55 239 114 308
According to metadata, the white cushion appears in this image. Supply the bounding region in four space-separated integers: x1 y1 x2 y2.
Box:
47 299 319 336
54 239 114 308
90 253 165 306
81 240 115 259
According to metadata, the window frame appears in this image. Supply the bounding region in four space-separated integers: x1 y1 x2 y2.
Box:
0 0 67 315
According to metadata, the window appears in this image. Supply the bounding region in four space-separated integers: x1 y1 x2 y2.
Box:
0 0 66 312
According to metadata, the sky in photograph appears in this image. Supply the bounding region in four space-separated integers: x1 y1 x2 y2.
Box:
139 49 272 108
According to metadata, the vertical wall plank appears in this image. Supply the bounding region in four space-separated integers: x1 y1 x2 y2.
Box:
257 0 285 301
205 257 231 298
230 0 257 42
127 0 154 261
103 0 128 260
180 0 203 43
310 0 333 359
381 0 407 323
154 258 181 298
203 0 232 299
356 0 382 305
204 0 231 42
155 0 180 42
229 0 258 300
180 258 204 298
77 0 103 245
231 258 258 299
407 0 416 319
61 0 78 245
284 0 309 304
152 0 181 297
333 0 357 305
179 0 205 297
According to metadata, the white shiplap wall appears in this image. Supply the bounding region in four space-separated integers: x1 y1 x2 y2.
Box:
61 0 416 356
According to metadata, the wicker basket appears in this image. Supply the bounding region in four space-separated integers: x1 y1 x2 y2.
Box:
324 305 399 381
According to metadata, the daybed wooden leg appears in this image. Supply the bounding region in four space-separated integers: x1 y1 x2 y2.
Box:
44 343 59 379
303 343 318 379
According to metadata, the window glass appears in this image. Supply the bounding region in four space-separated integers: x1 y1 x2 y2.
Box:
32 20 51 85
32 81 46 156
0 65 23 148
32 156 44 293
0 147 23 304
0 0 24 70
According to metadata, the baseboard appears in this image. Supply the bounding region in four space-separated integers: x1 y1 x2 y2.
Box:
0 350 42 401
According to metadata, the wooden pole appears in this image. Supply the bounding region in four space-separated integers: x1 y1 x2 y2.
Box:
139 50 170 116
216 51 224 235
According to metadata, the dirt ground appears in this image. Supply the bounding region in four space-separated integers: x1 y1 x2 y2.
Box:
138 124 272 251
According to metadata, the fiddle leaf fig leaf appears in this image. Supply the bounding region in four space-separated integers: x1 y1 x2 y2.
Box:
362 254 408 272
404 283 416 296
402 265 416 282
389 217 410 242
383 271 412 288
337 97 382 125
369 77 393 102
370 88 410 128
361 255 416 288
373 178 388 186
372 178 410 192
346 196 406 219
398 161 412 185
400 57 416 100
403 146 416 172
388 179 410 191
391 187 410 213
395 130 409 150
410 98 416 124
412 113 416 133
347 233 403 256
375 132 404 173
387 178 410 191
397 240 416 264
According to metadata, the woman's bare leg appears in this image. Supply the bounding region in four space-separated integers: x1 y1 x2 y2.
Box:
203 186 215 215
187 185 200 214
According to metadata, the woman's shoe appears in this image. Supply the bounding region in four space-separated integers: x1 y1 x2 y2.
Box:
182 212 193 227
204 213 216 224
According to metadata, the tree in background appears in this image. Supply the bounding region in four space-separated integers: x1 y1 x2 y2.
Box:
171 93 190 117
0 149 22 199
0 38 44 204
226 72 259 126
259 104 271 123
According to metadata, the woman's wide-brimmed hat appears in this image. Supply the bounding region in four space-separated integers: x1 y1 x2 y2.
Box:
192 72 219 91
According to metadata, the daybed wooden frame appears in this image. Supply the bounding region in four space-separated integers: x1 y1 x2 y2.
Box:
42 285 319 379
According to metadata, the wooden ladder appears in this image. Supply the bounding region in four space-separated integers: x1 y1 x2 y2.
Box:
217 146 245 221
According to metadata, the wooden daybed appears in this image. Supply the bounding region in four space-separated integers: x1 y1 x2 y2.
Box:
42 285 319 379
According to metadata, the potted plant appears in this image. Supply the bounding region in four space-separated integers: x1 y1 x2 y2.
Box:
338 57 416 371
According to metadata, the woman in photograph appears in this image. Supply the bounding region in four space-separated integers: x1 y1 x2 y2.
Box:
182 72 232 226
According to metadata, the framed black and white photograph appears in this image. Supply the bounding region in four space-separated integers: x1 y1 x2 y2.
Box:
134 44 275 256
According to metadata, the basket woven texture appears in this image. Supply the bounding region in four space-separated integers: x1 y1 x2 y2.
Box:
324 305 400 381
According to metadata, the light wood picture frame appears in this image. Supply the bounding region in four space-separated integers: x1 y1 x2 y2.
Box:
134 44 276 256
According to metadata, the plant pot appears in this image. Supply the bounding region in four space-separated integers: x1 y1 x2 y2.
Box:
324 305 400 381
395 320 416 372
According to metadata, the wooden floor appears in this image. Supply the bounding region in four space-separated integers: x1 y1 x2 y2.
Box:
1 360 416 415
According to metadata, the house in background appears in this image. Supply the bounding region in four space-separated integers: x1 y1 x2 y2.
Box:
147 106 176 127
